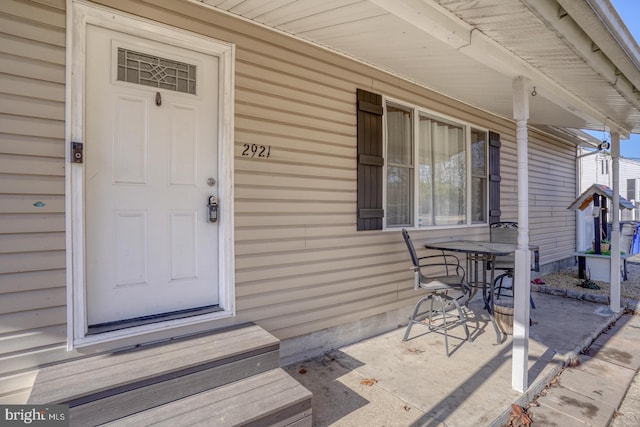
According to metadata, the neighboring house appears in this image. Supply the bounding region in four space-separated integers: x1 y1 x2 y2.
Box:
579 147 640 213
1 0 639 404
577 147 640 251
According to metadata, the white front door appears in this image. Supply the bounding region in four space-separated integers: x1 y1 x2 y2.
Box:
84 24 220 327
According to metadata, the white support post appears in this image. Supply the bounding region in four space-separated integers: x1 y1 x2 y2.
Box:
512 76 531 393
610 132 621 312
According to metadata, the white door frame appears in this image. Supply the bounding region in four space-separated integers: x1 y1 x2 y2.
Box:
66 1 235 349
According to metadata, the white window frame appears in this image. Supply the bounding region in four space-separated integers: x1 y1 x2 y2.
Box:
469 125 490 225
382 96 489 229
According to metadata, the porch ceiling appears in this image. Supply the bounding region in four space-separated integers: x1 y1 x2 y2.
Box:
201 0 640 138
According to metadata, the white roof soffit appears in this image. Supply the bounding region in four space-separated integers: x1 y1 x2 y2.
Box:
373 0 636 137
535 126 601 148
201 0 640 137
522 0 640 135
562 0 640 90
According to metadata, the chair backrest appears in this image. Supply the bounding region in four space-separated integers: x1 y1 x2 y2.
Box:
490 221 518 244
488 222 541 272
402 228 419 267
402 228 465 290
490 222 517 266
620 223 636 253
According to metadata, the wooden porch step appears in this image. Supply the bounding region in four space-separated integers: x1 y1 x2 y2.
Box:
104 368 312 427
28 324 301 425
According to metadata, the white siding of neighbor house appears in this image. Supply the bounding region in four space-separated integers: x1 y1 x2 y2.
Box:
619 159 640 221
579 149 640 200
580 149 612 190
0 0 577 402
579 147 640 221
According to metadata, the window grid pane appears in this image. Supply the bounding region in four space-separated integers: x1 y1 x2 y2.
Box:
471 129 487 223
418 115 433 226
420 114 466 226
117 48 197 95
386 103 413 166
386 102 414 227
384 101 487 228
387 166 413 226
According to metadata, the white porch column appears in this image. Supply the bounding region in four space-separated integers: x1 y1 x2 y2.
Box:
610 132 621 312
512 76 531 393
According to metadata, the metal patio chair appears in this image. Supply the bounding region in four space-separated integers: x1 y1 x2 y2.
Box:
401 229 471 356
489 222 539 308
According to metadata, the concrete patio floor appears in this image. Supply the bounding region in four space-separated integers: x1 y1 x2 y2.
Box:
284 292 633 426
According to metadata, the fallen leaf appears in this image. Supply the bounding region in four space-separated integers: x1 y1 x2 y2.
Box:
401 405 411 411
299 368 307 374
407 347 424 354
360 378 378 386
507 404 532 427
511 404 524 416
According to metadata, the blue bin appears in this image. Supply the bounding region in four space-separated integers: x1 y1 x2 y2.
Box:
632 225 640 254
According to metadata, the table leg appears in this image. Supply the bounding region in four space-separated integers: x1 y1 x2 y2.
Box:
484 254 504 344
465 255 475 304
465 253 504 344
482 258 489 310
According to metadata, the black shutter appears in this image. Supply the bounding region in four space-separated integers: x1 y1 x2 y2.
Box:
488 131 501 224
357 89 384 231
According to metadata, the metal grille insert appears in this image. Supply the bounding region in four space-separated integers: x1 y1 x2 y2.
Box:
117 48 196 94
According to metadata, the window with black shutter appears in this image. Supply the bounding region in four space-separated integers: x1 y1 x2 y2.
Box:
356 88 498 229
357 89 384 231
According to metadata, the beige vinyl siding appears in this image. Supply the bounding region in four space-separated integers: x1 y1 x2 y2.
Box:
90 0 579 341
0 0 67 402
0 0 581 402
528 132 577 265
498 130 577 265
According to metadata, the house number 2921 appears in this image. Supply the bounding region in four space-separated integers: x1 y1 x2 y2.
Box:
242 143 271 158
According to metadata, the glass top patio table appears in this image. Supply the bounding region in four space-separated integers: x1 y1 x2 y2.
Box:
423 240 536 344
423 240 517 257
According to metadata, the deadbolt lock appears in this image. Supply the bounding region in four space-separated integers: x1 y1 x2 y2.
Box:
207 196 218 223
